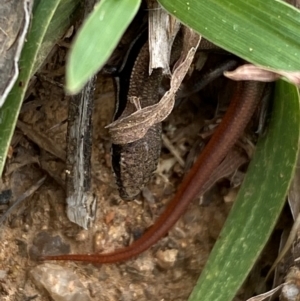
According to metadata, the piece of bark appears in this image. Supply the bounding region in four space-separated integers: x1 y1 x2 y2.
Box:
65 0 97 229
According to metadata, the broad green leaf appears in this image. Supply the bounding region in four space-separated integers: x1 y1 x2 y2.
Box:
158 0 300 72
66 0 141 94
0 0 79 176
189 81 300 301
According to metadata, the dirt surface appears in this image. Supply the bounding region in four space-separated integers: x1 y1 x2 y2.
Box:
0 27 282 301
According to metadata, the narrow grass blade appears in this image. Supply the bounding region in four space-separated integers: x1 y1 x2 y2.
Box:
188 81 300 301
32 0 80 76
0 0 79 176
66 0 141 94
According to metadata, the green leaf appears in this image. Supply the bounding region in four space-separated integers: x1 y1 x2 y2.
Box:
0 0 79 176
188 81 300 301
66 0 141 94
33 0 80 76
158 0 300 72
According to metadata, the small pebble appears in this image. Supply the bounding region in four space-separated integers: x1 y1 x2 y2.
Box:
155 249 178 269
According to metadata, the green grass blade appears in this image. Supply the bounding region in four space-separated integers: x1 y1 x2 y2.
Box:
158 0 300 72
0 0 78 176
189 81 300 301
66 0 141 94
32 0 80 76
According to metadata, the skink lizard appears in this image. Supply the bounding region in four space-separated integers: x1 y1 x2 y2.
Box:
42 32 265 263
42 82 265 263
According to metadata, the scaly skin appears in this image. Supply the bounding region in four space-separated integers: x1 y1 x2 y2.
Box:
42 81 265 264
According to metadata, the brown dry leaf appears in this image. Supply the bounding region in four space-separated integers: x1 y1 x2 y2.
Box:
266 213 300 280
199 148 248 196
225 64 300 86
225 64 281 82
107 29 201 145
245 284 284 301
280 70 300 85
0 175 46 225
17 120 66 161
